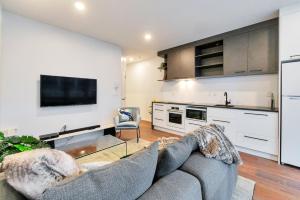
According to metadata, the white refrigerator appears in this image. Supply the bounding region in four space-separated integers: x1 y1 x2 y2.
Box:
281 60 300 167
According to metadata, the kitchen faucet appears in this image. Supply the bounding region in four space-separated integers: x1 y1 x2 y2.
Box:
224 92 231 106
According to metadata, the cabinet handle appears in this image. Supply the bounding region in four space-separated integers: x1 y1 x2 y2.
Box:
289 97 300 100
244 135 268 142
244 112 268 117
212 119 230 124
234 70 246 74
188 123 201 126
290 55 300 59
249 69 263 73
154 118 163 121
154 109 164 112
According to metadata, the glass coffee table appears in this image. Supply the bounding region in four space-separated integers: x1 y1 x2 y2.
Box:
57 135 128 163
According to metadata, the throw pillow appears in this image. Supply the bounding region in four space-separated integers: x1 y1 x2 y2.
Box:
41 142 159 200
1 149 80 200
118 108 134 123
155 135 198 180
157 137 180 150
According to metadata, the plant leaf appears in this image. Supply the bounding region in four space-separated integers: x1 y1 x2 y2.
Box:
14 144 32 152
20 136 39 144
0 132 4 140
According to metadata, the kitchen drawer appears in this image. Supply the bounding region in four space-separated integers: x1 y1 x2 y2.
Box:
185 119 206 133
207 117 237 144
237 111 278 140
237 133 277 155
153 117 165 127
207 107 237 119
153 108 165 119
153 103 166 110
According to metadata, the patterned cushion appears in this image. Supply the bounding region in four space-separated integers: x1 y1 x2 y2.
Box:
118 109 134 123
1 149 80 199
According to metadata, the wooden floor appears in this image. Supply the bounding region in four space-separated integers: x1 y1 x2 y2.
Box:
119 121 300 200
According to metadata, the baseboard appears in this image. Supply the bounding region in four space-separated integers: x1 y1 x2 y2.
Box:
154 126 186 136
236 146 278 161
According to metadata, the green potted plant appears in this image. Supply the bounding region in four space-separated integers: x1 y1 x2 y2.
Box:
158 62 167 80
0 131 49 163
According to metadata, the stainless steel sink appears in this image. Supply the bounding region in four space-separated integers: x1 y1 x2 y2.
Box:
214 104 235 108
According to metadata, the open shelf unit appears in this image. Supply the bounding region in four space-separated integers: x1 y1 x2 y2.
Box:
195 40 224 77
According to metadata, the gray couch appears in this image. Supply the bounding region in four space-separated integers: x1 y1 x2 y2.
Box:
0 135 238 200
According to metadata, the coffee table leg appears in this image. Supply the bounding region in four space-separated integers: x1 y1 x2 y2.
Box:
126 142 128 156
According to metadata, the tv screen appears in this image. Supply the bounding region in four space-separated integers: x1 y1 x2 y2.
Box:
40 75 97 107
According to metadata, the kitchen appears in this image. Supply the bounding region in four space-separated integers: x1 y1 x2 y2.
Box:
126 3 300 168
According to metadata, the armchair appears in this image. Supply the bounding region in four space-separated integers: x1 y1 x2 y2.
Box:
114 107 141 143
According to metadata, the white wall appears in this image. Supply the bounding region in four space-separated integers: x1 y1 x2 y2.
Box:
0 11 122 136
126 57 278 121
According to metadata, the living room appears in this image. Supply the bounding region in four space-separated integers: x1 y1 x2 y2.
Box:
1 0 300 200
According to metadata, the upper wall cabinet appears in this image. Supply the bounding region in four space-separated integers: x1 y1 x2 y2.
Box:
167 46 195 80
223 33 248 75
224 24 278 76
158 18 278 80
247 26 278 74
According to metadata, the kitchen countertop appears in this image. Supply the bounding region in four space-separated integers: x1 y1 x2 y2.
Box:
153 101 278 113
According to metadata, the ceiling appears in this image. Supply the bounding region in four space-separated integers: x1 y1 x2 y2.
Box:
1 0 300 63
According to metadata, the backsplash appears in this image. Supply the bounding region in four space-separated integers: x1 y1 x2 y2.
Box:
161 74 278 107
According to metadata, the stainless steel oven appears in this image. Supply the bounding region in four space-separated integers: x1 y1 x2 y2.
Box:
186 106 207 122
167 105 185 129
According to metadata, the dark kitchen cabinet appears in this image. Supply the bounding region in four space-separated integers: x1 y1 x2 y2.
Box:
248 26 278 74
224 33 248 75
158 18 278 80
167 47 195 80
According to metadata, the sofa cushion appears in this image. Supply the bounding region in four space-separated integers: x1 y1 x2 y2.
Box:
155 135 198 180
138 170 202 200
41 142 159 200
180 152 237 200
116 121 138 128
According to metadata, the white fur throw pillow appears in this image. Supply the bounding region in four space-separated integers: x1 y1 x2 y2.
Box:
1 149 80 199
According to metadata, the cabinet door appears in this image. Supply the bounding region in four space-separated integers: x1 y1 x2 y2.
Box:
248 25 278 74
167 50 181 80
179 47 195 78
223 33 248 75
167 47 195 80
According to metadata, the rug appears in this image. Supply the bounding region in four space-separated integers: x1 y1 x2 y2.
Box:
232 176 256 200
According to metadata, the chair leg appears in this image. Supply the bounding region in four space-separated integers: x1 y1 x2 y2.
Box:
136 128 139 143
119 130 122 138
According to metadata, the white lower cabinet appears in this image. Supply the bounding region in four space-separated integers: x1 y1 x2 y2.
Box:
185 119 206 133
153 104 279 160
207 108 238 144
152 103 167 128
207 107 278 158
236 111 278 155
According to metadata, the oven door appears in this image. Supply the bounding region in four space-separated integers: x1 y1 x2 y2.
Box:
168 110 184 129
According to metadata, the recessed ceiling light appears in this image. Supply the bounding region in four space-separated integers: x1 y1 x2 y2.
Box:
74 1 86 11
144 33 152 41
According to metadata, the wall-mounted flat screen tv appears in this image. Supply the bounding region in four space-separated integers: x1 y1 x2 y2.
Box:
40 75 97 107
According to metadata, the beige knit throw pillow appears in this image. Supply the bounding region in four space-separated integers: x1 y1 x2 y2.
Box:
1 149 80 199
